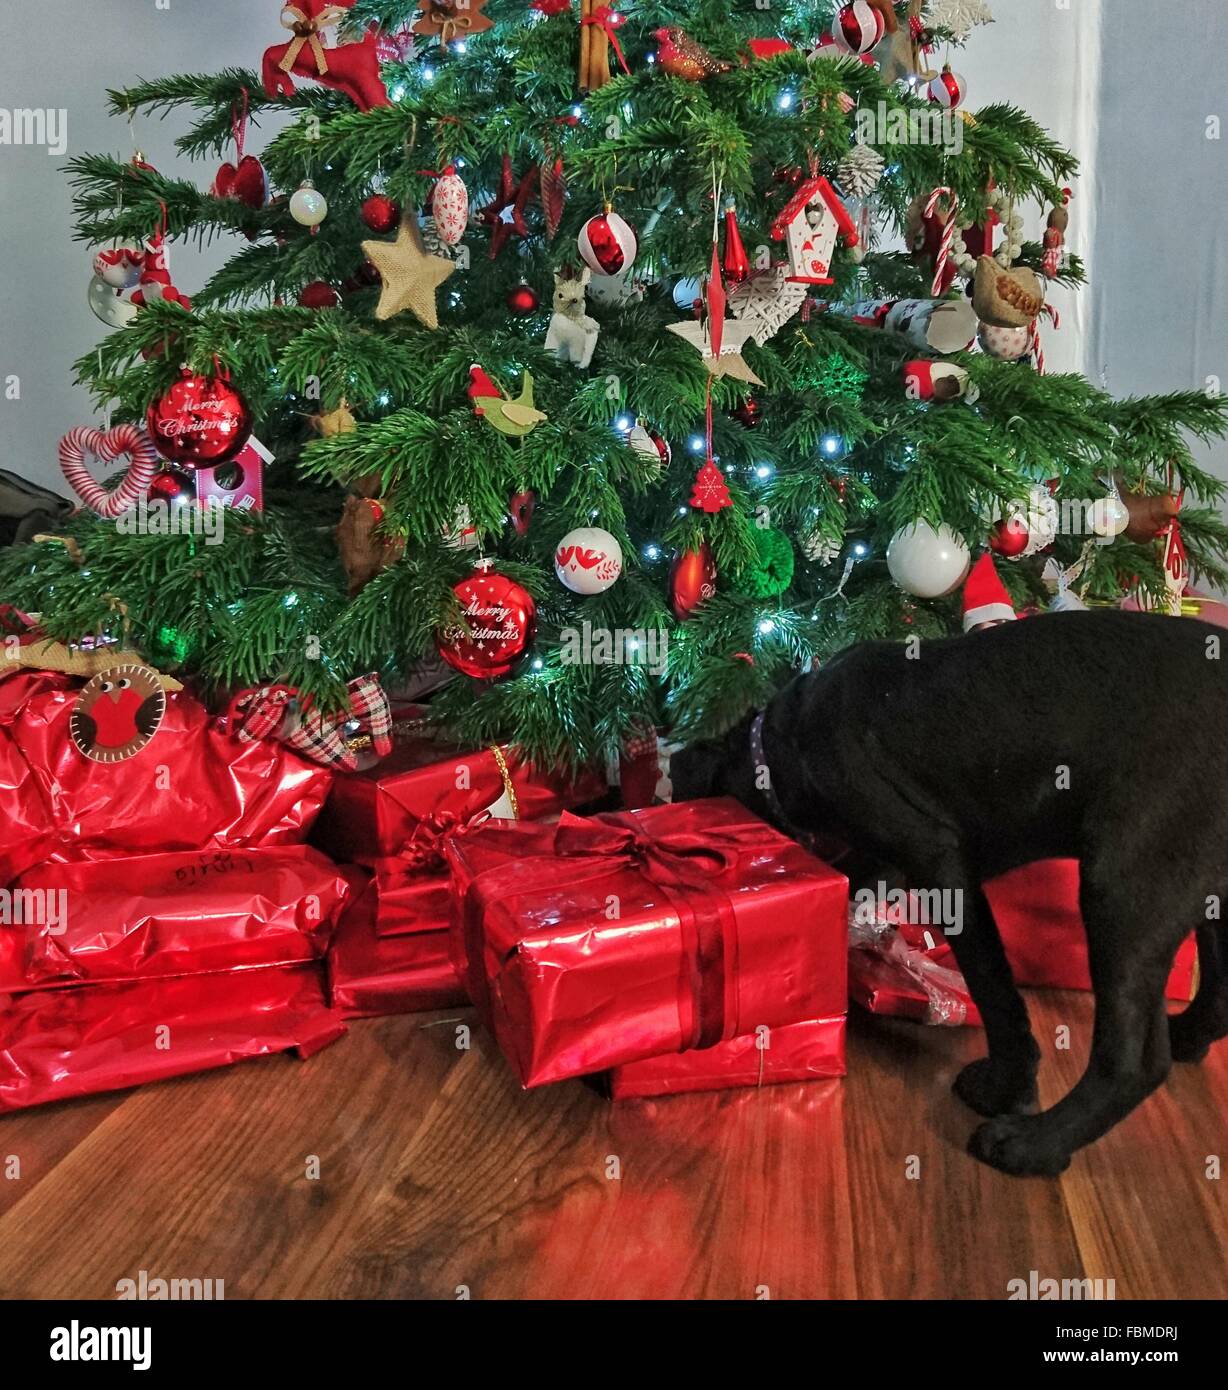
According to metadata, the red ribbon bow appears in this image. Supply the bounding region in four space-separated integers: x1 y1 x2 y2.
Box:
581 6 631 75
376 808 490 879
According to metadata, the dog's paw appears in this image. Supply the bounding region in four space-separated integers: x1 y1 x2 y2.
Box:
953 1057 1038 1118
968 1116 1071 1178
1168 1013 1212 1065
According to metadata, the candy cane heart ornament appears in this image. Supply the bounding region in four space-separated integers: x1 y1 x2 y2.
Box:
58 423 161 518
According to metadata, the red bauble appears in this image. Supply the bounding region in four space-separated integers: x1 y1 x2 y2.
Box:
147 467 196 504
509 489 536 536
722 201 750 285
506 282 540 315
989 516 1030 558
669 541 717 620
145 368 252 468
437 564 536 679
299 280 340 308
731 396 762 428
361 194 400 234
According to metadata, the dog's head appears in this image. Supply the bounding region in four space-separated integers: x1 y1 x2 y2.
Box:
669 713 757 805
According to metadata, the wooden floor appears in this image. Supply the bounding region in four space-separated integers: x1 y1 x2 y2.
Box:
1 991 1226 1300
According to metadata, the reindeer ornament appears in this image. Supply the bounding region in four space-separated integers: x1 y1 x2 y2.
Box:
544 267 600 369
262 2 390 111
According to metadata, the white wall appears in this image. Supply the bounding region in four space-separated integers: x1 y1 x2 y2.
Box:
2 1 1226 494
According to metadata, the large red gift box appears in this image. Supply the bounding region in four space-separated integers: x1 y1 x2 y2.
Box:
314 734 605 870
446 798 848 1088
606 1014 846 1099
0 671 332 883
0 963 344 1113
327 879 468 1017
1 846 351 994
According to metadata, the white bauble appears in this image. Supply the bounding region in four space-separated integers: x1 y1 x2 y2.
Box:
1089 495 1129 538
289 180 329 228
887 521 971 598
588 270 645 307
92 243 143 289
87 275 139 329
977 321 1031 361
555 526 623 594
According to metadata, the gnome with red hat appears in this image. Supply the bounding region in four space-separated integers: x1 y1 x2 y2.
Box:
962 553 1017 633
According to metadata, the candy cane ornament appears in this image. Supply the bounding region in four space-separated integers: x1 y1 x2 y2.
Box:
923 187 960 296
58 423 161 518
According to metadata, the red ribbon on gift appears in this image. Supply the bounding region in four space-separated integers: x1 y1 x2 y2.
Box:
581 6 631 75
460 813 777 1056
374 807 490 879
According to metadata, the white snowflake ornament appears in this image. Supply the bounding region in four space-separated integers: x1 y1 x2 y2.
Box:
924 0 994 44
838 141 885 199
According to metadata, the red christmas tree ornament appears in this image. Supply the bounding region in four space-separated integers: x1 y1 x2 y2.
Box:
689 460 733 513
298 280 340 308
479 154 539 260
437 560 536 680
731 396 762 428
669 541 717 619
989 515 1031 558
721 197 751 285
146 367 252 468
509 489 536 536
212 155 268 209
577 206 637 276
831 1 887 54
360 193 400 234
928 65 967 110
261 1 390 112
506 282 540 315
540 156 566 241
431 167 469 246
147 467 196 505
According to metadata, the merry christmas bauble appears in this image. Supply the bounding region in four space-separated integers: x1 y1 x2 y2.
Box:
555 526 623 594
578 209 637 277
626 421 671 472
437 564 536 679
289 180 328 228
670 541 717 619
146 368 252 467
928 67 967 110
506 282 540 315
831 1 886 54
147 466 196 504
886 521 971 598
360 193 400 234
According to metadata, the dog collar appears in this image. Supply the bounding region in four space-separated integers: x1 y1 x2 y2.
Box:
749 710 790 826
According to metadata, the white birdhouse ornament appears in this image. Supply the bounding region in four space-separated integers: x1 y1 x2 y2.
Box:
770 176 859 287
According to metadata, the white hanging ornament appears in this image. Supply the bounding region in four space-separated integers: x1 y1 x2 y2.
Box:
927 66 967 110
92 243 144 289
289 179 328 229
838 140 885 199
431 166 468 246
924 0 995 45
626 421 671 475
577 207 637 277
442 502 479 550
886 520 971 598
802 521 842 566
87 275 140 329
555 526 623 594
1090 485 1130 538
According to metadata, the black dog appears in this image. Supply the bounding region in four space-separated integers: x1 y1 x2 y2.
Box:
671 610 1228 1176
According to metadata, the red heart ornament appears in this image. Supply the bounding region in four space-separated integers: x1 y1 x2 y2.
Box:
58 423 161 518
213 155 267 208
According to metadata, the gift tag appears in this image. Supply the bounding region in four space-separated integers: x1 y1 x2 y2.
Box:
484 785 518 820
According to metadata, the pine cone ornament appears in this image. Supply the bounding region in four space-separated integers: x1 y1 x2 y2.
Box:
653 26 732 81
838 141 886 198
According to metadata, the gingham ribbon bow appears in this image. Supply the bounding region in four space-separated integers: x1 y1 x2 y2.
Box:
227 673 391 770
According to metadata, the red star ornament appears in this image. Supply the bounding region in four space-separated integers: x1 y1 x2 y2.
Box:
478 154 539 259
689 459 732 513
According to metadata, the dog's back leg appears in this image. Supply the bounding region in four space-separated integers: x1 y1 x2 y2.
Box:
967 860 1185 1176
1170 921 1228 1062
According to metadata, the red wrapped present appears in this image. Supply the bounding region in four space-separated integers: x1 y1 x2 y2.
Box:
986 860 1198 1002
607 1014 846 1099
0 962 344 1113
327 879 468 1017
0 671 332 884
313 733 605 869
2 846 351 994
446 798 848 1088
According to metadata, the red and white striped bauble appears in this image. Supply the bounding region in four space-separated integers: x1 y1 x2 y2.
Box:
577 208 637 276
928 67 967 109
58 423 160 518
431 167 469 246
830 1 886 55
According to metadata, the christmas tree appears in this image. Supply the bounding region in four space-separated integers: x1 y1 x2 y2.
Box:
7 0 1228 771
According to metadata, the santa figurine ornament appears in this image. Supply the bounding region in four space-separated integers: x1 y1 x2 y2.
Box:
962 553 1017 633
